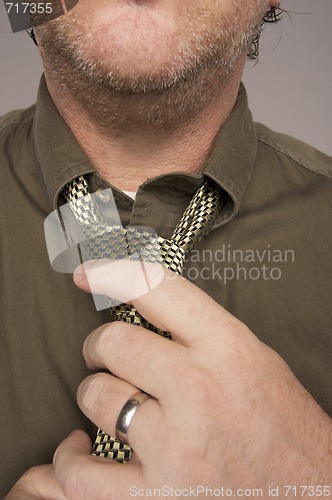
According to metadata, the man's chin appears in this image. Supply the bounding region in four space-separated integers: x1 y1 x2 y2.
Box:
81 6 178 77
82 64 183 95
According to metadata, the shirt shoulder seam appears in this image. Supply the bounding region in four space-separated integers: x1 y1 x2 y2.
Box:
0 115 35 139
256 134 332 180
0 117 34 131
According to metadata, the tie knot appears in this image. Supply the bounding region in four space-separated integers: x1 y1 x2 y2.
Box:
62 175 224 272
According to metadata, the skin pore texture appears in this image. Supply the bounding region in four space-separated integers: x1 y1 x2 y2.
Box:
35 0 277 190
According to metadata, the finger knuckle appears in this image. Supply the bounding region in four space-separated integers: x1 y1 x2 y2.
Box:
19 465 40 485
181 358 225 417
95 322 115 352
97 320 130 352
101 321 136 365
80 372 108 413
83 322 113 364
61 457 87 499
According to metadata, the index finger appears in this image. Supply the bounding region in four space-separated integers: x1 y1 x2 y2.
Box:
73 259 241 346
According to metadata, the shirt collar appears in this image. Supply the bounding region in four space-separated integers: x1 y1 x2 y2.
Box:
202 82 257 226
33 75 257 227
33 75 93 206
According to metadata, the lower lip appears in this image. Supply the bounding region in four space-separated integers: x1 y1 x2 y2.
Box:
99 3 173 37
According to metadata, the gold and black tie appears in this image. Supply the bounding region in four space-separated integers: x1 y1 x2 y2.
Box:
63 175 223 462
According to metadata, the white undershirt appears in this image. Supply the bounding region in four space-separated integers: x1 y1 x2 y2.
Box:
123 191 137 201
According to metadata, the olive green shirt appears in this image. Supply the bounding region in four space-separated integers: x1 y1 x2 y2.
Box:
1 76 332 495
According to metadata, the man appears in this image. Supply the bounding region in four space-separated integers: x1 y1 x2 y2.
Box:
1 0 331 498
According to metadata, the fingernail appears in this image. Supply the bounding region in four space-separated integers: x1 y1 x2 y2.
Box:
73 266 84 284
77 375 102 413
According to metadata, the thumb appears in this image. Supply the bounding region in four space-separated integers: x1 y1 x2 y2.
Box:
73 259 165 304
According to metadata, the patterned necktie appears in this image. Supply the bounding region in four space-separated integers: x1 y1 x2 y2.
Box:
63 175 223 462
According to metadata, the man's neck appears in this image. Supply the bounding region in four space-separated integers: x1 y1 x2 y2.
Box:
43 59 245 192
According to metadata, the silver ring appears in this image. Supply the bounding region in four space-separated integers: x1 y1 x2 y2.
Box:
115 392 151 445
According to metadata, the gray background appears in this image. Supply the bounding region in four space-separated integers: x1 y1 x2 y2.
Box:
1 0 331 156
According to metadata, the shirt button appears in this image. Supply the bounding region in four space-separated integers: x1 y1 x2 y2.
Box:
96 189 111 203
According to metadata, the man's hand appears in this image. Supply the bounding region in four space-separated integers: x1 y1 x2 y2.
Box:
6 260 332 499
4 464 67 499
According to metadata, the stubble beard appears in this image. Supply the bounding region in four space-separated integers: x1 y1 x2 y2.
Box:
36 2 268 135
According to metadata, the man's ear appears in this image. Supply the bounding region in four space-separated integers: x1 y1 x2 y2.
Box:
269 0 280 7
